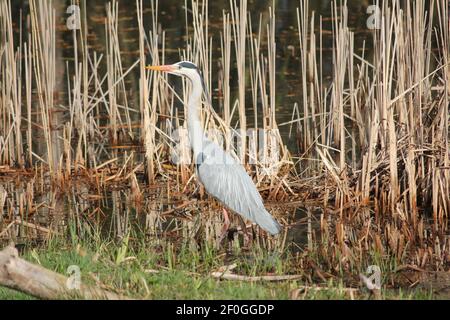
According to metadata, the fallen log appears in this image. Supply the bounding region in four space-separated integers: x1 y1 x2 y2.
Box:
211 271 303 282
211 265 303 282
0 244 129 300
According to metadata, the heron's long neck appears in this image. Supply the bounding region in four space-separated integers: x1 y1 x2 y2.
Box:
187 80 205 158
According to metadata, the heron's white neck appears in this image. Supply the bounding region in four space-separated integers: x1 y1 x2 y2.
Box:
186 75 205 158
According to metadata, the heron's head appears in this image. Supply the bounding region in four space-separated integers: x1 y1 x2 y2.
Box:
146 61 210 102
146 61 202 83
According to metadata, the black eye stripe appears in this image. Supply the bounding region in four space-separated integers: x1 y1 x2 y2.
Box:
178 62 197 69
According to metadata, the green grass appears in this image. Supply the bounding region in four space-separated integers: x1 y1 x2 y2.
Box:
0 288 37 300
0 236 294 299
0 226 437 300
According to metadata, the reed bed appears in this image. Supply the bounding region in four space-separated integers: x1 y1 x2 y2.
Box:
293 0 449 274
0 0 449 287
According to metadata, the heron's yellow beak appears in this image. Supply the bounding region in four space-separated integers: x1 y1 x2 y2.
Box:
145 65 175 72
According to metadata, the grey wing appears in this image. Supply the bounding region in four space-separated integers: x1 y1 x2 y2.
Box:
196 140 281 235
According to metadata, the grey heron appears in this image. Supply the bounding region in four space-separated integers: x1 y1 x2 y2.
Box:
146 61 281 241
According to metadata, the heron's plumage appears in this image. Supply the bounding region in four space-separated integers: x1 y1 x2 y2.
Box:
196 139 281 235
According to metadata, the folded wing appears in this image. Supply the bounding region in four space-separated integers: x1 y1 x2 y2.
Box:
196 139 281 235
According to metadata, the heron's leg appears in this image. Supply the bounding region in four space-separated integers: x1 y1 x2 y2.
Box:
222 208 230 230
217 208 231 246
243 226 253 248
237 218 253 248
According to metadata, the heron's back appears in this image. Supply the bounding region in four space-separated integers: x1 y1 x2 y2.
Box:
195 139 281 235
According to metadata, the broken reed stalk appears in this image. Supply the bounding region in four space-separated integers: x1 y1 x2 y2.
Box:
137 0 154 183
220 10 231 152
230 0 247 163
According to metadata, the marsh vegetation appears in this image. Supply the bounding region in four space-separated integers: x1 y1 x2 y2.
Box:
0 0 449 299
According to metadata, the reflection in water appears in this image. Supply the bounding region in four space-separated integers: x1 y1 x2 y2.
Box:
0 175 301 251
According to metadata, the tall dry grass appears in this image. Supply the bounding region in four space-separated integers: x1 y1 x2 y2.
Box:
294 0 449 269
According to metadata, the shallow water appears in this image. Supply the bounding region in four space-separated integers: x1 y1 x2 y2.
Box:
0 174 304 250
